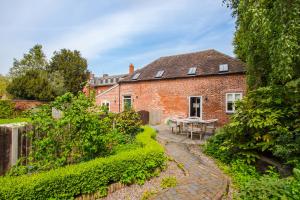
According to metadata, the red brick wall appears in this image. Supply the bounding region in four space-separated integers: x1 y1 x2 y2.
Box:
96 85 120 112
13 100 45 111
96 74 246 125
94 85 113 95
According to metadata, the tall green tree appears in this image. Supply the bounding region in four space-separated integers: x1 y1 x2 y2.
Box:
48 49 89 94
7 69 55 101
225 0 300 89
218 0 300 165
9 44 48 77
6 45 55 101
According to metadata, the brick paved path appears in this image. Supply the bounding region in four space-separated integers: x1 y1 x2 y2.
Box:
153 125 229 200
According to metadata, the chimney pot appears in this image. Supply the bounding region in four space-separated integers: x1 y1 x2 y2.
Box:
129 63 134 74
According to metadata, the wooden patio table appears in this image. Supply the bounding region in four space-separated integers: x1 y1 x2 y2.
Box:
176 118 218 140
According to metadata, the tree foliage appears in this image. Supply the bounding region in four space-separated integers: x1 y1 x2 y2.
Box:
0 75 9 99
7 69 55 101
225 0 300 89
7 45 89 101
218 0 300 166
0 100 15 118
48 49 89 94
212 81 300 165
9 44 48 77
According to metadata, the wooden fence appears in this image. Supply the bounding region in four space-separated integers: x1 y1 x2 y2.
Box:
0 124 31 175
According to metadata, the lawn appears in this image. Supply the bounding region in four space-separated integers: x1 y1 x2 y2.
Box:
0 118 30 125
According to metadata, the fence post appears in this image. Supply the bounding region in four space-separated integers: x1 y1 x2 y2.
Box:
11 127 19 166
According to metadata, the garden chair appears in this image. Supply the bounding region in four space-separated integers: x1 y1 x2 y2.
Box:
204 119 218 135
186 121 206 140
168 118 181 134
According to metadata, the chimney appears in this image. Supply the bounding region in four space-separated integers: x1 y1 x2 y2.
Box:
129 63 134 75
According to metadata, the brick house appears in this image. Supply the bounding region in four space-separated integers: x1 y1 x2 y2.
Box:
92 49 246 125
87 72 129 96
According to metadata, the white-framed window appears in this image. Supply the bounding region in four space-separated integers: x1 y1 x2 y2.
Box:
226 93 242 113
101 100 110 111
123 95 132 110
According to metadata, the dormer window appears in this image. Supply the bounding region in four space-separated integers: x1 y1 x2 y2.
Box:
155 70 164 78
132 73 141 80
219 64 229 72
188 67 197 75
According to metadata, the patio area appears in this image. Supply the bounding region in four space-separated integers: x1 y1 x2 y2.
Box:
152 124 229 200
153 123 217 145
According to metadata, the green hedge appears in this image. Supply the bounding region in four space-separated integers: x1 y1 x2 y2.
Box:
0 126 165 200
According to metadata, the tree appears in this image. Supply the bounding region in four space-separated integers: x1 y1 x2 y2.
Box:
9 44 48 77
217 0 300 165
6 45 55 101
48 49 89 94
7 69 55 101
225 0 300 89
0 75 10 99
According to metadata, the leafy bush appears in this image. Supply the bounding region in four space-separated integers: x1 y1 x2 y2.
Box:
0 126 166 200
207 81 300 166
9 92 143 175
115 108 142 137
0 100 15 118
204 134 300 199
237 173 300 200
203 128 236 164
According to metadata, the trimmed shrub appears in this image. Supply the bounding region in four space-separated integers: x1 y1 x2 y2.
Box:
0 126 166 200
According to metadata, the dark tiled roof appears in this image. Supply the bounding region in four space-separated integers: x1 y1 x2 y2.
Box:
91 74 127 86
121 49 245 82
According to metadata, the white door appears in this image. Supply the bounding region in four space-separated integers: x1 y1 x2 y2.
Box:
189 96 202 118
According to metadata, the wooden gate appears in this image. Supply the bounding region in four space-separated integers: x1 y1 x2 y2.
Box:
138 110 150 125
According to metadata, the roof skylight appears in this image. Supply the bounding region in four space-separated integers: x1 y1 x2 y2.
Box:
188 67 197 75
132 73 141 80
219 64 229 72
155 70 164 78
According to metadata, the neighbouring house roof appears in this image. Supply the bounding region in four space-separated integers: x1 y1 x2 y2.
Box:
121 49 246 83
90 74 127 87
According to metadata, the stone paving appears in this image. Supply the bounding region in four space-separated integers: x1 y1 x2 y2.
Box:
153 125 229 200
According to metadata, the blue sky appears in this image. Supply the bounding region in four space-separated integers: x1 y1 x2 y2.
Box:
0 0 235 76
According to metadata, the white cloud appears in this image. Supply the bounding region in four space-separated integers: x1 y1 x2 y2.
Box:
45 0 188 58
0 0 235 75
